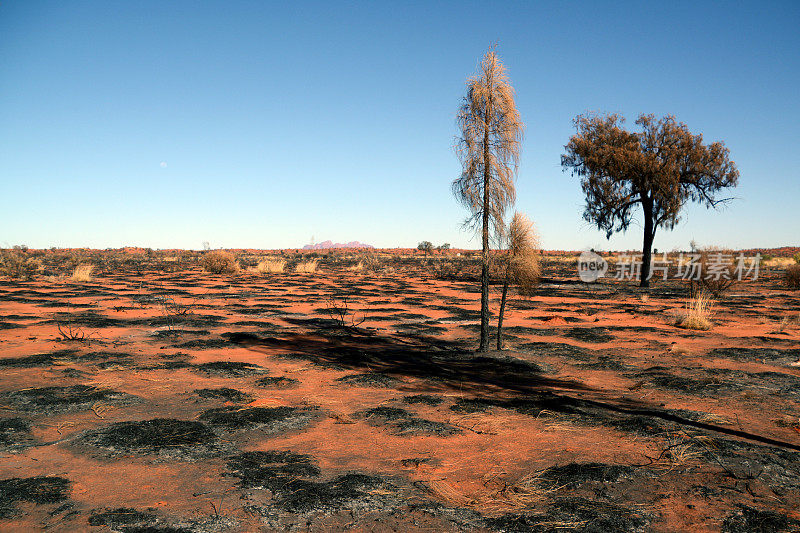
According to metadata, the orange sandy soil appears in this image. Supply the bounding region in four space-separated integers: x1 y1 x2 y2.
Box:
1 261 799 532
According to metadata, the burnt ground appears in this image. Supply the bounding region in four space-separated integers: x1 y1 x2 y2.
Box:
0 256 799 531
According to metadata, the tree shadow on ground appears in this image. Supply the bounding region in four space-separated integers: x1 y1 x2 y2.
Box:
227 328 800 453
227 329 590 398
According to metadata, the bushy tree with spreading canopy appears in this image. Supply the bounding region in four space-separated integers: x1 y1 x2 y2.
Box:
561 113 739 287
453 49 524 351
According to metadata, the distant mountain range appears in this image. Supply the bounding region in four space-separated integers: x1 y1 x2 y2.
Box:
302 240 374 250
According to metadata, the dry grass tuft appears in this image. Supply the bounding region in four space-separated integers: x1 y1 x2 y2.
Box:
346 261 364 272
294 259 319 273
773 416 800 431
770 313 800 334
253 258 286 274
479 470 568 515
670 291 713 331
695 413 733 425
534 410 577 432
424 479 473 507
71 264 94 282
448 413 499 435
653 432 707 471
670 344 693 356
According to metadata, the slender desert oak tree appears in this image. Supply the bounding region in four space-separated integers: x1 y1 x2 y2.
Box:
561 114 739 287
497 212 540 349
453 50 523 351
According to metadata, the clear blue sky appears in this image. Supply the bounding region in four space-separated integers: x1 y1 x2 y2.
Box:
1 1 798 251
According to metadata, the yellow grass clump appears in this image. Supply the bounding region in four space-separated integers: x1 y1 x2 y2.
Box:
71 264 94 282
763 256 796 269
670 291 713 331
294 259 319 273
254 258 286 274
347 261 364 272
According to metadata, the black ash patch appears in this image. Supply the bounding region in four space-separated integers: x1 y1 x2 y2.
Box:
78 419 217 458
4 385 137 413
194 387 253 402
199 406 320 434
191 361 268 377
255 376 300 389
0 476 71 518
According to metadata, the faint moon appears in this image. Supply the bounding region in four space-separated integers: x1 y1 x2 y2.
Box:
160 161 167 168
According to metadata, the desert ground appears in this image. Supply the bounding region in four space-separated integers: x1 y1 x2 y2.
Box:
1 249 799 532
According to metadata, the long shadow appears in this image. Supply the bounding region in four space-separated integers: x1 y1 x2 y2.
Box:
227 328 800 453
226 328 594 398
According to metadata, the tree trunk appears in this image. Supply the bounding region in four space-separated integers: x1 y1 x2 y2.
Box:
479 115 491 352
497 270 509 350
640 198 655 288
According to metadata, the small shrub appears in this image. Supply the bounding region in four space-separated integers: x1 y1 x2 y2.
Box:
71 264 94 282
355 250 382 272
433 259 467 280
201 251 238 274
0 250 40 280
794 252 800 264
294 260 319 273
254 258 285 274
785 264 800 290
670 291 713 331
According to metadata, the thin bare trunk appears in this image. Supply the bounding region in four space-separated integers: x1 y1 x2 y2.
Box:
497 268 509 350
479 83 492 352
